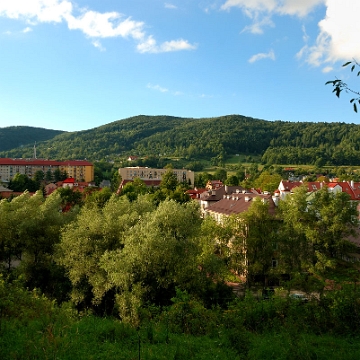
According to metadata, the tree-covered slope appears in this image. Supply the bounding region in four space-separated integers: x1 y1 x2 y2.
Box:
1 115 360 166
0 126 65 152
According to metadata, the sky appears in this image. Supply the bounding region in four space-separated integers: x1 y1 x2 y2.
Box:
1 0 360 132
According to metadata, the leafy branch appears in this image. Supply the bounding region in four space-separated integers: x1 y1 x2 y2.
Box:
325 60 360 112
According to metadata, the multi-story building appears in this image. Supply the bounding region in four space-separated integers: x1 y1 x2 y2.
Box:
0 158 94 182
119 167 194 186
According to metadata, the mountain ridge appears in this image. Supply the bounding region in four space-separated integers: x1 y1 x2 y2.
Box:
1 115 360 166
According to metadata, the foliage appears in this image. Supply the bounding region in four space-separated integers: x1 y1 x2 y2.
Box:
56 187 83 210
1 185 360 359
100 200 206 324
0 126 64 153
8 173 39 192
194 172 213 188
213 168 227 182
253 172 282 192
326 60 360 112
56 195 156 313
5 115 360 166
0 191 76 300
278 185 358 276
160 168 179 192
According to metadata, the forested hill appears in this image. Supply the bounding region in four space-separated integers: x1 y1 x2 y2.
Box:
1 115 360 165
0 126 65 152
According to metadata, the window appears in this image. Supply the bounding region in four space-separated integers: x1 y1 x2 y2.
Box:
272 258 278 268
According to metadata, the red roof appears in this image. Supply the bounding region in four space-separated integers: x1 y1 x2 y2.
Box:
63 178 76 183
306 182 323 192
0 158 92 166
206 194 276 217
280 181 302 191
186 188 206 199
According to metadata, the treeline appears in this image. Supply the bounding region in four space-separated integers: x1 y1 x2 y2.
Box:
1 184 359 319
2 115 360 165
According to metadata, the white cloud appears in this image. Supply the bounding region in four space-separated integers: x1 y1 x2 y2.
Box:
221 0 324 34
248 49 275 63
164 3 177 10
147 84 169 93
66 11 145 39
138 37 197 53
322 66 333 73
0 0 73 23
159 39 197 52
22 27 33 33
92 40 105 51
0 0 195 54
241 14 274 34
298 0 360 66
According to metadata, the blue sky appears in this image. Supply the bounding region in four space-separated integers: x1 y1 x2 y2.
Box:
1 0 359 132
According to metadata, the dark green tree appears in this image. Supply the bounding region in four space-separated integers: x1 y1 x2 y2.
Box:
213 168 227 183
45 169 54 182
225 175 239 186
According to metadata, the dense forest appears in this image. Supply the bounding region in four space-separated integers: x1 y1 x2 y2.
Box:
0 126 64 152
2 115 360 165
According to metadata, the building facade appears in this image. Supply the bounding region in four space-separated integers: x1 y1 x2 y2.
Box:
119 167 195 186
0 158 94 182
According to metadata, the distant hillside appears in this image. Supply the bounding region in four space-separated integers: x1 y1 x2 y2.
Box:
1 115 360 166
0 126 65 153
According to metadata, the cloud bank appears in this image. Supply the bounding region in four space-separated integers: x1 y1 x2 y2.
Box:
0 0 196 53
221 0 360 67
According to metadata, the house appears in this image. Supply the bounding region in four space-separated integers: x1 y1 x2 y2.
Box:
205 193 276 223
127 156 138 162
278 180 360 202
277 180 303 200
199 185 245 210
205 192 280 287
186 188 207 200
62 178 76 188
205 180 223 190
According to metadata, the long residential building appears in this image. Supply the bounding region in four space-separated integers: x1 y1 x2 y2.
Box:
118 167 195 187
0 158 94 182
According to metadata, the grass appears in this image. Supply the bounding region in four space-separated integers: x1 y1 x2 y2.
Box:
2 315 360 360
0 316 241 360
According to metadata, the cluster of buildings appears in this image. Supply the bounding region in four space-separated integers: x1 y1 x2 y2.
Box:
0 157 95 198
2 157 359 286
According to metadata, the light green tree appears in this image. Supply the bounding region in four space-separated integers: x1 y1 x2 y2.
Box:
100 200 204 323
56 195 155 311
278 185 358 275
